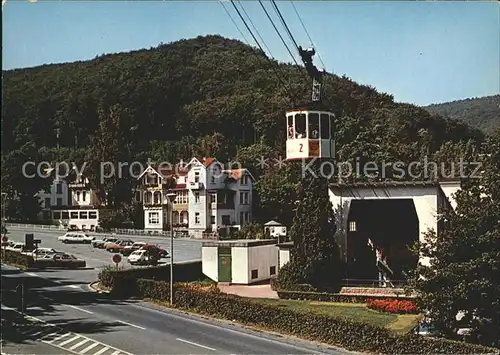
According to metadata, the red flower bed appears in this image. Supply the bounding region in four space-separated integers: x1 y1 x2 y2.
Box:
367 299 419 314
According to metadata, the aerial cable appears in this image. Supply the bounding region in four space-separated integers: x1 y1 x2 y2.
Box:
258 0 299 67
270 0 300 53
219 1 250 44
228 0 298 103
236 0 274 59
290 1 327 72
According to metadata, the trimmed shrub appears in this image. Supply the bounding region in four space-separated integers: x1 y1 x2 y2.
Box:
277 290 416 303
0 250 34 268
367 299 419 314
98 261 203 295
123 278 499 354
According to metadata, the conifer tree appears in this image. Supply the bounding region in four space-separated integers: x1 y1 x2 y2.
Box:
277 162 342 290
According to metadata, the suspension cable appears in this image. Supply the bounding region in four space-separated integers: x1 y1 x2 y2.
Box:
290 1 327 71
258 0 299 67
219 1 250 44
270 0 300 53
228 0 298 103
237 0 273 58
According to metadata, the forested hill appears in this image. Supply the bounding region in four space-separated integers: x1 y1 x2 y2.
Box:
424 95 500 134
2 34 483 165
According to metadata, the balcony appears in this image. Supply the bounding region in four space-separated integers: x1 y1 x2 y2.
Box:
188 181 203 189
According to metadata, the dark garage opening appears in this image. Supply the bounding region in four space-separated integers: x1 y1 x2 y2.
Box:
346 199 419 283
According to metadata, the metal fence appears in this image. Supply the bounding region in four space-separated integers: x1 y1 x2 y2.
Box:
5 223 191 239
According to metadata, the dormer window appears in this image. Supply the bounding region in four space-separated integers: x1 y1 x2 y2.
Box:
76 191 81 201
194 171 200 183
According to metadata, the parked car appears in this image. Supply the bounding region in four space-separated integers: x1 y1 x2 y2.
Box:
92 237 118 249
23 247 58 258
6 242 25 252
38 253 86 268
58 232 95 244
127 249 158 266
140 244 169 258
105 239 134 253
120 242 147 256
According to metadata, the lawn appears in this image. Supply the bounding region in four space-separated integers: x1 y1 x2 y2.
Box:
251 298 421 334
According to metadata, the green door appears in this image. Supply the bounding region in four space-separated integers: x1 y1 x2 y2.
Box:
218 247 232 282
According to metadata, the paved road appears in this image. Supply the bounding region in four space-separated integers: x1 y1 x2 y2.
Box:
1 265 348 355
5 229 202 272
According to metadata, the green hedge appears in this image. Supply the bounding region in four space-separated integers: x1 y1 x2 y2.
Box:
277 290 415 303
98 261 202 296
0 250 34 268
124 278 498 354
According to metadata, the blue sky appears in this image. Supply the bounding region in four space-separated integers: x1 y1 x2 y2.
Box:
2 1 499 106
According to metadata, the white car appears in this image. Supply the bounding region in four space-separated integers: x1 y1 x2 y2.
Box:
23 247 58 258
58 232 95 244
6 242 25 252
127 250 156 265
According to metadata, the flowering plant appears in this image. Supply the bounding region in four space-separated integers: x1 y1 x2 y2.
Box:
367 299 419 314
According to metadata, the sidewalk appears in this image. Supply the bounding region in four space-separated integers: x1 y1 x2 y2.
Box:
218 284 278 299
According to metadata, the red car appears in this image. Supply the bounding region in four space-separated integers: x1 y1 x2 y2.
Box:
140 244 169 258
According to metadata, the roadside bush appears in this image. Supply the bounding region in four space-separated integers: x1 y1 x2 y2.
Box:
98 261 202 294
127 278 498 354
277 290 416 303
367 299 419 314
0 250 34 268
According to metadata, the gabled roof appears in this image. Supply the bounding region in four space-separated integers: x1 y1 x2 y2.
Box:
264 220 284 226
222 168 256 182
136 164 189 180
186 157 218 169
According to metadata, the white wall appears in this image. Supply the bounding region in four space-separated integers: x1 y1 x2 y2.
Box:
144 207 164 230
329 185 440 267
247 245 278 283
279 249 290 268
202 246 218 282
439 181 462 210
52 209 99 230
231 247 249 283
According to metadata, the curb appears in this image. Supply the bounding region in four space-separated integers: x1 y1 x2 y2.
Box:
88 281 110 294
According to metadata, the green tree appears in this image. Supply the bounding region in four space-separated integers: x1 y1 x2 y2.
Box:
412 129 500 348
85 103 134 207
276 163 343 291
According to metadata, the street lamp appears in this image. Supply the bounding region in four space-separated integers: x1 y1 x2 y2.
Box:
166 192 177 305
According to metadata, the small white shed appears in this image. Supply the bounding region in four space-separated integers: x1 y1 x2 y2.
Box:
202 239 278 284
264 220 287 239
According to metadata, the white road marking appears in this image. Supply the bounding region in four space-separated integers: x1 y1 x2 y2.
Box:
80 342 99 354
44 332 70 343
69 338 90 350
93 346 110 355
110 351 121 355
176 338 216 351
59 335 81 347
66 285 81 289
116 320 146 330
67 305 94 314
25 272 38 277
1 305 15 311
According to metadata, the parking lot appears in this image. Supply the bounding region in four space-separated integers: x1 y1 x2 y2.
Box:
4 228 203 272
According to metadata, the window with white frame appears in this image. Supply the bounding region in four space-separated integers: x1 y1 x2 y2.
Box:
241 175 249 185
82 191 87 202
76 191 80 201
44 197 51 208
239 192 249 204
194 192 200 203
194 171 200 183
211 215 215 225
195 212 200 224
175 191 188 204
148 212 160 224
